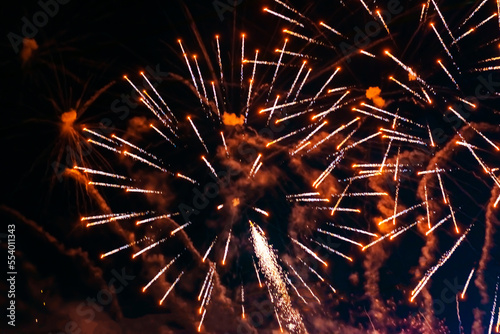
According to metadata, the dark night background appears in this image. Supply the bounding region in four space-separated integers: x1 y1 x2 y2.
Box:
1 0 500 333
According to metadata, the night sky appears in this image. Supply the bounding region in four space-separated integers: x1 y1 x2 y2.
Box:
2 1 500 333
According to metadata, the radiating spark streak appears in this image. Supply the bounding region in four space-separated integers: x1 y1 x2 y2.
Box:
288 263 321 304
431 0 456 43
456 140 491 174
132 236 169 258
283 29 328 47
418 168 446 175
86 211 150 227
87 139 121 154
285 60 306 102
291 141 311 156
342 172 380 182
81 212 124 221
150 124 176 147
471 65 500 72
437 60 460 90
240 34 245 88
187 116 209 154
286 277 308 304
73 166 130 180
495 194 500 208
178 41 204 107
276 49 317 59
337 129 358 150
358 0 371 15
376 10 392 37
268 95 280 126
198 265 215 302
461 267 475 299
249 154 262 177
383 135 427 146
252 257 263 288
222 229 232 265
241 285 245 319
308 67 341 109
200 275 215 312
123 151 169 173
193 55 208 102
319 21 345 38
394 146 401 182
252 207 270 217
260 97 314 114
378 203 425 226
198 309 207 332
245 50 258 122
447 197 459 234
328 86 350 93
83 128 117 145
136 213 174 225
449 107 500 150
389 76 425 101
123 75 146 101
171 221 191 235
202 237 217 263
427 123 436 147
264 7 304 27
243 59 282 66
211 82 221 120
159 271 184 305
293 197 330 203
313 90 350 120
308 118 359 153
274 0 306 18
430 23 456 66
411 225 473 301
362 231 395 251
457 97 477 109
389 219 422 240
318 207 361 213
249 221 306 332
143 90 170 124
384 51 435 90
294 67 312 101
360 49 376 58
471 12 498 32
291 238 328 267
143 253 181 292
313 154 344 188
310 238 353 262
436 167 447 204
287 192 320 198
453 28 475 45
253 162 263 178
479 56 500 64
393 180 400 225
140 72 175 122
326 222 378 237
297 121 327 148
353 107 390 122
176 173 198 185
317 228 363 247
459 0 488 28
100 237 149 259
333 192 388 197
275 109 311 123
298 257 325 282
266 126 308 147
379 138 393 173
424 184 432 229
113 135 159 160
487 278 499 334
420 4 426 23
343 132 381 152
201 156 218 179
215 35 225 96
268 39 288 102
362 103 425 128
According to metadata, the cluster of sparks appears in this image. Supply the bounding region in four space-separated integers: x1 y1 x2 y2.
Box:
73 0 500 332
